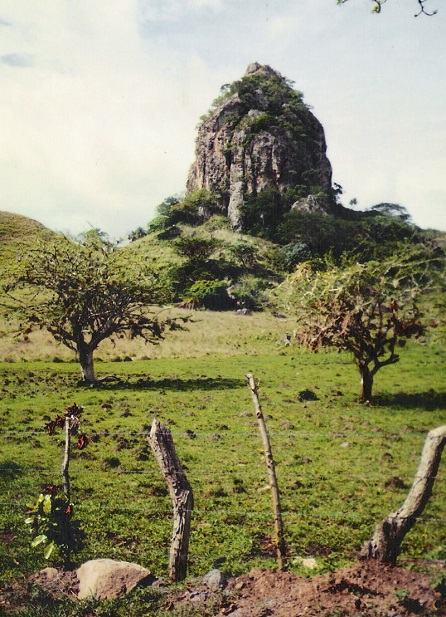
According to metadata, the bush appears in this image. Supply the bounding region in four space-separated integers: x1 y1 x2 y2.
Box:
169 190 219 226
182 279 233 310
227 275 269 310
227 241 259 268
282 242 312 268
146 215 170 234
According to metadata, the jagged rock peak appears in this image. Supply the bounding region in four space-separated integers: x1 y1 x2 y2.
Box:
245 62 281 78
186 63 333 233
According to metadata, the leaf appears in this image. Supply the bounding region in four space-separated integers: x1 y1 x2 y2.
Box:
31 534 47 547
43 494 52 514
24 517 34 524
43 540 56 560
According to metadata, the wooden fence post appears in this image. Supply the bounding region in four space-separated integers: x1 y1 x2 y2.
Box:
361 424 446 565
246 373 287 571
61 416 71 502
148 418 194 582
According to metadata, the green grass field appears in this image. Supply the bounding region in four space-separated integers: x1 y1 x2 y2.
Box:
1 319 445 590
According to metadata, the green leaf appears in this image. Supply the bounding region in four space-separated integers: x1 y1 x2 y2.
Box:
31 534 47 547
42 495 52 514
24 517 34 524
43 540 56 560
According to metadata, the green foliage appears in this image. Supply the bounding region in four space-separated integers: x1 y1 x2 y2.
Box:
227 241 259 268
76 228 113 251
127 227 147 243
169 190 219 226
227 274 269 310
235 71 307 117
275 208 424 263
241 188 284 239
25 486 83 565
182 279 231 310
155 195 181 217
368 202 412 222
2 235 173 381
281 242 313 268
174 235 220 263
146 215 170 235
278 247 436 401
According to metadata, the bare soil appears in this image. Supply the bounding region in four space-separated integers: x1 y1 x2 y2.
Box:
2 560 445 616
173 561 446 617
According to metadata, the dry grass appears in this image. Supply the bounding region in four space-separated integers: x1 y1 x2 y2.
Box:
0 309 294 363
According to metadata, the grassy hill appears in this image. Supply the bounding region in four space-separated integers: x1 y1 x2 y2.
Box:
0 211 53 252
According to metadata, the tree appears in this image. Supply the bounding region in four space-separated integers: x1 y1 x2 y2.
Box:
337 0 437 17
3 235 174 382
279 248 433 402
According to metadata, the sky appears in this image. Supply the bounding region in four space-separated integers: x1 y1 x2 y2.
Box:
0 0 445 239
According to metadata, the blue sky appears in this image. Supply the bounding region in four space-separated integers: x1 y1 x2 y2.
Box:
0 0 444 237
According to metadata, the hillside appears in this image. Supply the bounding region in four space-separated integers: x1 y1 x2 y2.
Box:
0 211 54 272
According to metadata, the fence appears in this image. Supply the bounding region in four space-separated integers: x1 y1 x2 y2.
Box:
1 422 445 573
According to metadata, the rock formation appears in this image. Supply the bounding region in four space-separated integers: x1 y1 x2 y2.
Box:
186 62 333 231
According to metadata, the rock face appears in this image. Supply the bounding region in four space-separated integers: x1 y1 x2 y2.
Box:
77 558 156 600
186 62 333 231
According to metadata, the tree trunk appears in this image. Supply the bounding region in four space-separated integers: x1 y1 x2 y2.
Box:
148 419 193 582
78 345 96 383
246 372 287 571
359 364 373 403
361 425 446 565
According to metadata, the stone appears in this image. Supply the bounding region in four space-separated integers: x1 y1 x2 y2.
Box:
186 63 333 231
293 556 318 569
76 558 156 600
203 568 226 591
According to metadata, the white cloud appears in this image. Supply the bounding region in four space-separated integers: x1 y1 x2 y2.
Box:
0 0 445 235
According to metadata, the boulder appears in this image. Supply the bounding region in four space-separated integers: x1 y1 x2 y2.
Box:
203 568 226 591
76 558 156 600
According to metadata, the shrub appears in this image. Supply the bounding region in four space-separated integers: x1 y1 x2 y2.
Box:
146 215 170 234
227 275 269 310
183 279 233 310
169 190 219 226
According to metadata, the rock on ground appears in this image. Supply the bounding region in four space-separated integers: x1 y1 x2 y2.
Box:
76 558 156 600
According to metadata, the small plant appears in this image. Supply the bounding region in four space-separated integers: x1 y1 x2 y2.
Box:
25 404 88 568
395 588 410 603
25 484 82 565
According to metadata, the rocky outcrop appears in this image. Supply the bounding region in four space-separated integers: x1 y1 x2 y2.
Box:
186 62 333 231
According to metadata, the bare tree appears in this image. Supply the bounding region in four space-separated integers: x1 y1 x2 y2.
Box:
337 0 437 17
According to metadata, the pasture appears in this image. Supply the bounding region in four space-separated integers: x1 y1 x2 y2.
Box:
0 311 445 615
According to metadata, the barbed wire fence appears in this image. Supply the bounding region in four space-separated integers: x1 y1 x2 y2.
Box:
1 428 445 566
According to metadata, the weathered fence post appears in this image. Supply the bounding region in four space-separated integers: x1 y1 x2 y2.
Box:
361 424 446 565
148 418 194 582
246 372 287 571
61 416 71 502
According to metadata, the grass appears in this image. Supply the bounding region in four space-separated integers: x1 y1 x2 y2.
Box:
1 330 445 592
1 213 445 615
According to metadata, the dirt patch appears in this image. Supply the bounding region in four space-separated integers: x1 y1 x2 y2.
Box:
1 561 445 616
171 561 445 617
217 561 446 617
